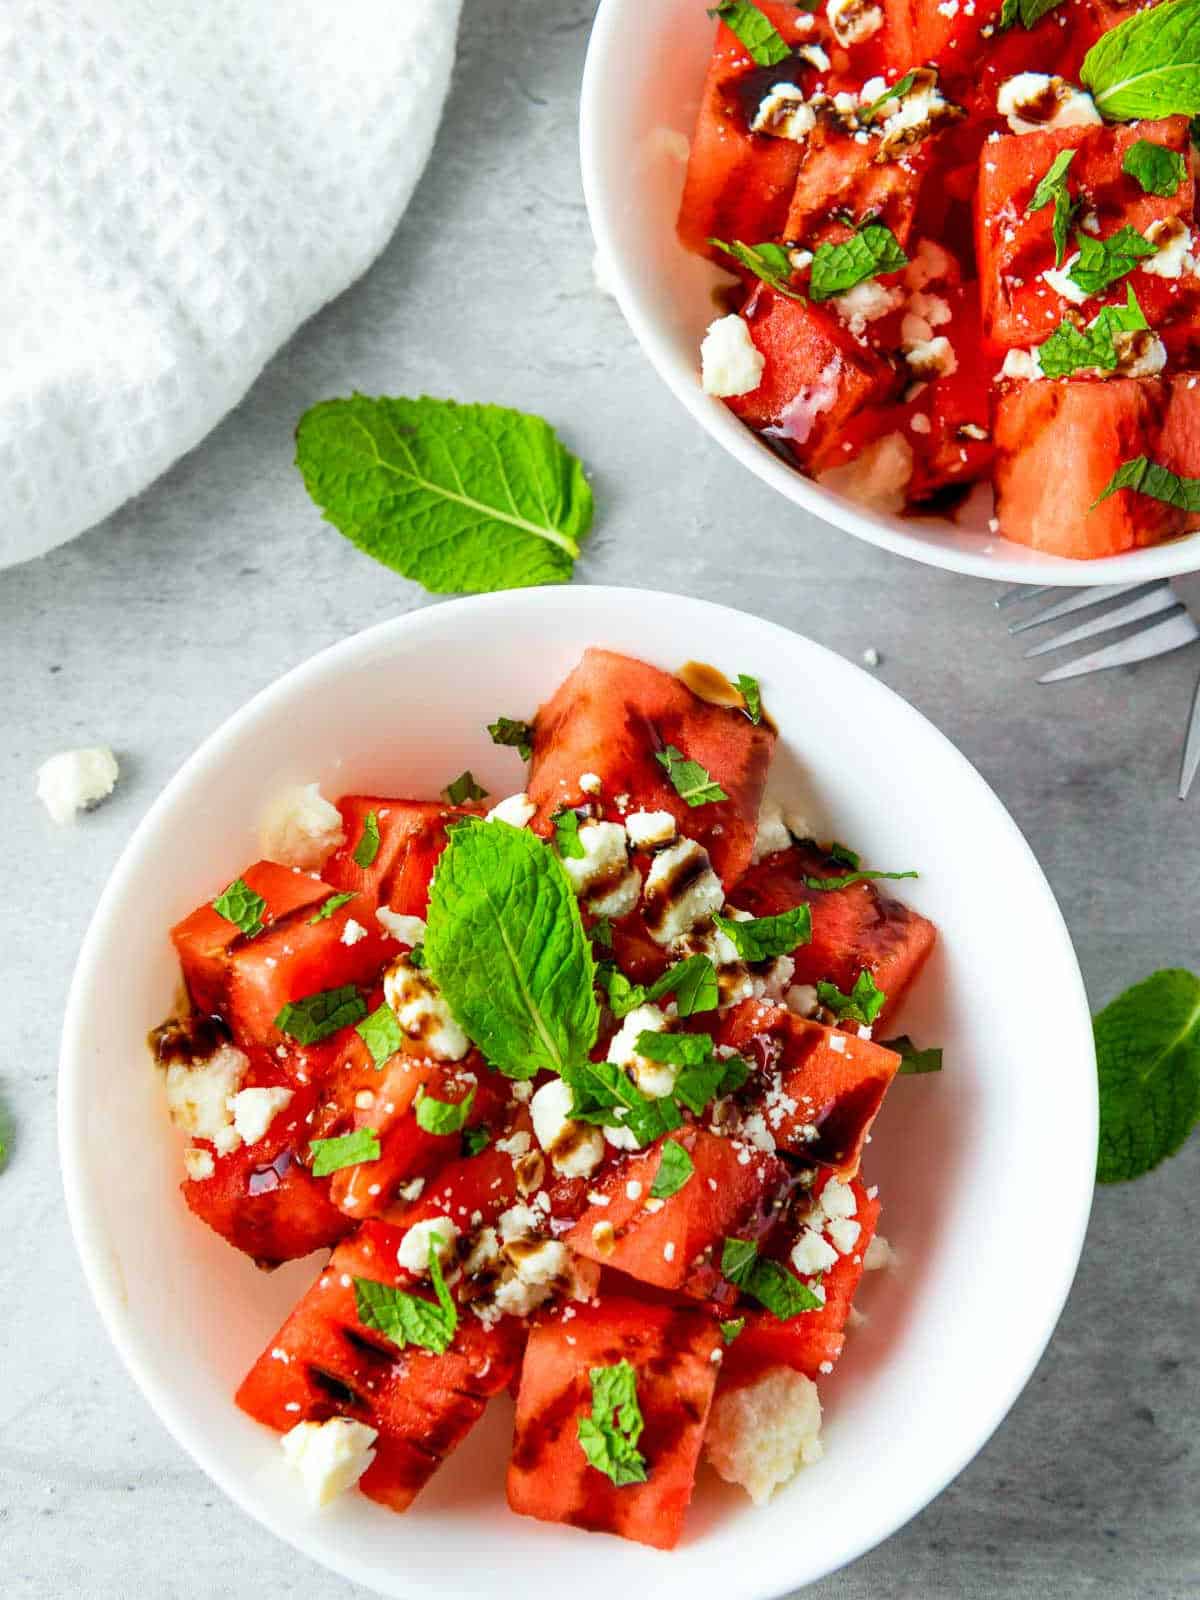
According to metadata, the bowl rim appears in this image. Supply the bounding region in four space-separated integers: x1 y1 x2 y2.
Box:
578 0 1200 588
58 587 1098 1596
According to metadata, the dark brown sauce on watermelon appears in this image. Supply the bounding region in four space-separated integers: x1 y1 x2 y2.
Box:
149 1010 231 1066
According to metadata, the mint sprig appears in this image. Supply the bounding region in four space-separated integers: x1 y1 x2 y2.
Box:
552 807 586 859
1096 969 1200 1181
600 954 719 1019
275 983 366 1043
356 1002 403 1067
415 1085 475 1136
802 867 919 891
707 0 790 65
308 890 357 924
1000 0 1068 29
295 395 593 594
655 744 727 806
709 238 805 301
882 1034 944 1075
650 1139 695 1198
212 877 267 939
721 1237 823 1319
809 224 908 304
488 716 534 761
310 1127 380 1176
1122 139 1187 196
735 673 763 725
352 811 381 869
1081 0 1200 120
577 1360 648 1486
1038 286 1148 379
444 771 488 805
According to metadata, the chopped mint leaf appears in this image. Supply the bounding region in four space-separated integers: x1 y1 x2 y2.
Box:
650 1139 695 1198
1123 138 1187 195
415 1085 476 1135
809 223 908 303
295 395 593 595
488 716 534 761
311 1127 380 1176
1000 0 1068 30
1027 147 1078 266
424 819 599 1080
635 1031 715 1069
356 1002 404 1066
354 1236 457 1353
590 915 614 949
655 744 728 807
275 983 367 1044
1093 455 1200 513
308 890 357 924
599 962 647 1019
1068 224 1156 295
707 0 791 65
883 1034 944 1075
721 1236 824 1319
563 1057 683 1146
719 1316 746 1344
715 906 812 961
817 970 886 1026
1037 286 1148 379
1095 968 1200 1181
352 811 381 869
211 877 267 939
648 954 719 1017
829 842 860 869
552 807 586 859
675 1052 749 1114
444 770 488 805
861 69 917 121
577 1360 649 1486
709 238 805 301
1081 0 1200 120
409 943 427 969
463 1126 491 1156
735 672 763 725
802 867 919 891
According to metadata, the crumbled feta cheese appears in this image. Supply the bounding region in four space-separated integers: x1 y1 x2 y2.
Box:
530 1077 605 1178
817 432 914 514
496 1129 532 1158
643 837 724 945
876 70 959 159
607 1002 677 1098
908 412 931 436
230 1086 293 1145
498 1202 542 1243
797 41 831 70
859 75 887 105
396 1215 459 1274
700 315 765 398
791 1227 839 1275
260 782 344 870
603 1122 641 1151
35 746 119 824
340 917 367 947
1113 328 1168 378
383 953 470 1060
786 983 819 1016
1141 218 1196 280
375 909 426 945
578 772 602 795
559 819 641 918
909 290 952 328
705 1368 823 1504
164 1044 248 1157
751 795 792 863
833 278 905 338
864 1234 894 1270
828 1217 862 1254
1000 345 1043 382
463 1226 501 1276
183 1146 215 1182
905 335 958 378
820 1177 857 1220
903 238 955 291
1042 256 1089 305
751 83 817 143
280 1417 377 1507
625 810 677 850
996 73 1100 135
486 792 536 828
625 1180 643 1201
827 0 883 47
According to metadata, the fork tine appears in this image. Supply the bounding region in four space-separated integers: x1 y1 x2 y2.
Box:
1007 581 1154 635
1038 611 1200 682
995 584 1054 609
1179 670 1200 800
1023 586 1182 659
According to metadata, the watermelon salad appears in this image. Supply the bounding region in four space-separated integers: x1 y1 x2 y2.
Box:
154 649 937 1546
681 0 1200 558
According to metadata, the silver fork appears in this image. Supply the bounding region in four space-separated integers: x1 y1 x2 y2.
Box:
997 575 1200 799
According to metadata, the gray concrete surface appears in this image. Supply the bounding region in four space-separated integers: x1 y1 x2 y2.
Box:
1 3 1197 1596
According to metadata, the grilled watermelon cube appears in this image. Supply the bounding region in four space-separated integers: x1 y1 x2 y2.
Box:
994 377 1180 557
237 1218 526 1511
323 797 471 909
1159 374 1200 532
507 1296 722 1548
527 648 775 885
784 127 924 252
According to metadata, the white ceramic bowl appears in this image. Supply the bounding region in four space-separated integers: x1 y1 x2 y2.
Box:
60 588 1096 1597
580 0 1200 586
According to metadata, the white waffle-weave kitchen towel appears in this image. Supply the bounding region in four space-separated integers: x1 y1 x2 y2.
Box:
0 0 461 569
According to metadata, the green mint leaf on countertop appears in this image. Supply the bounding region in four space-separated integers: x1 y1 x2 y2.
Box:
709 239 806 301
311 1127 380 1176
552 807 586 859
1068 225 1157 295
735 673 762 725
352 811 381 869
817 970 887 1026
715 907 813 961
809 224 908 303
212 877 266 939
1122 138 1187 195
308 890 357 924
1037 286 1148 379
655 744 728 807
721 1237 823 1319
356 1003 404 1067
650 1139 695 1199
424 818 599 1080
275 984 367 1044
1082 0 1200 120
883 1035 944 1075
707 0 790 65
294 394 593 595
1093 456 1200 513
415 1085 475 1136
1095 969 1200 1181
354 1237 457 1354
1027 147 1078 266
488 716 534 761
444 770 488 804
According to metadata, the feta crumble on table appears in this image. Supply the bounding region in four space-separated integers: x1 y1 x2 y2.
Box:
35 746 119 824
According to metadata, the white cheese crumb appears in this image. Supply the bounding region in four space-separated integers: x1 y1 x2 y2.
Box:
280 1417 377 1507
864 1234 894 1271
375 909 426 945
701 315 765 398
35 746 119 824
164 1044 248 1157
751 795 792 863
643 837 724 944
832 279 905 338
905 336 958 379
578 772 603 795
625 810 678 850
340 918 367 947
183 1146 215 1182
1141 218 1196 280
751 83 817 143
1000 345 1043 381
829 1217 862 1254
396 1215 459 1274
260 782 344 870
1042 256 1089 305
705 1368 823 1504
817 432 914 515
560 819 641 918
530 1077 605 1178
383 953 470 1060
791 1227 839 1275
607 1002 677 1098
827 0 883 47
486 792 536 828
786 983 819 1016
996 74 1101 135
230 1086 293 1146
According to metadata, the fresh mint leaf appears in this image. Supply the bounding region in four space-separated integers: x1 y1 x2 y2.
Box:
1123 138 1187 195
600 963 647 1018
1095 970 1200 1181
721 1237 823 1318
352 811 381 869
802 867 919 891
1028 147 1078 266
463 1126 491 1156
488 716 534 761
211 877 266 939
1001 0 1068 29
565 1057 684 1145
655 744 728 806
311 1127 380 1176
829 842 860 868
635 1031 716 1069
709 238 805 301
275 983 366 1044
676 1052 749 1113
707 0 791 65
1069 225 1157 295
410 944 427 968
1093 456 1200 512
809 224 908 303
735 672 763 725
552 807 586 859
719 1316 746 1344
715 906 813 961
295 395 593 594
861 70 918 121
648 954 719 1017
308 890 357 924
577 1360 648 1486
354 1237 457 1353
817 970 886 1026
356 1002 404 1066
650 1139 695 1198
1037 286 1148 379
882 1034 944 1075
424 819 599 1080
415 1085 475 1136
444 771 488 805
1082 0 1200 120
590 916 614 949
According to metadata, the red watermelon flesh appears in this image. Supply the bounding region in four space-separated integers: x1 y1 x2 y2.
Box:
1159 374 1200 533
